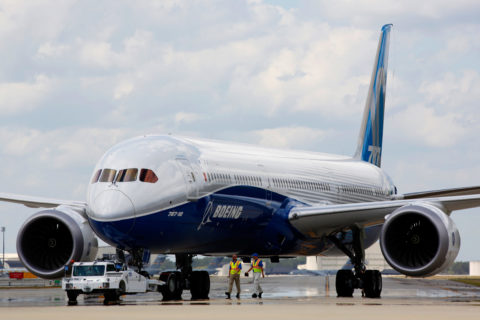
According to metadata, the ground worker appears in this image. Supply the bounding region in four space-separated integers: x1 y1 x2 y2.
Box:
225 254 242 299
246 253 264 298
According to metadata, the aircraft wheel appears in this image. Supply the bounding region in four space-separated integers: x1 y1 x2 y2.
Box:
335 270 355 297
363 270 382 298
190 271 210 300
162 272 183 300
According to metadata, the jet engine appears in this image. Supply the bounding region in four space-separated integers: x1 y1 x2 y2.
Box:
16 206 98 279
379 203 460 277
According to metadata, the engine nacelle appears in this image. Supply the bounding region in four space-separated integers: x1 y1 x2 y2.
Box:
380 203 460 277
16 206 98 279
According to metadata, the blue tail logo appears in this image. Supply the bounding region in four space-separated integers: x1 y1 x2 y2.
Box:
354 24 392 167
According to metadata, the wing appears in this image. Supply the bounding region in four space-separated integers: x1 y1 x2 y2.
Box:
288 193 480 238
402 185 480 199
0 192 86 209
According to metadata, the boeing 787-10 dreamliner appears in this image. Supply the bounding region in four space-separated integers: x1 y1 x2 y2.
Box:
2 24 480 299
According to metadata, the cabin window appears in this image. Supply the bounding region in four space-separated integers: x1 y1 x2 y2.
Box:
140 169 158 183
116 168 138 182
99 169 117 182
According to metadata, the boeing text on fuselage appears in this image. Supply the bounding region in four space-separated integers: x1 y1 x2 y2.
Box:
198 201 244 230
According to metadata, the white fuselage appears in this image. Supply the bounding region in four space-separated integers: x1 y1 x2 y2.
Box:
85 135 396 256
87 135 394 220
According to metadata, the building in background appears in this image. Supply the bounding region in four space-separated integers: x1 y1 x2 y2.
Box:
0 253 23 270
469 261 480 276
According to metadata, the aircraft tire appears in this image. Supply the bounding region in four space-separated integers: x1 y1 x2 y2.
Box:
363 270 382 298
199 271 210 299
189 271 201 299
335 270 355 297
190 271 210 300
162 272 183 301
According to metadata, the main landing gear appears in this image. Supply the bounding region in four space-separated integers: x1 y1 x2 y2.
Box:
158 254 210 301
328 227 382 298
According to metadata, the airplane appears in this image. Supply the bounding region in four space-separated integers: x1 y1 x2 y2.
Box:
2 24 480 299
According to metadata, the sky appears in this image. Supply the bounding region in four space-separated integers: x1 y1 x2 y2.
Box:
1 0 480 261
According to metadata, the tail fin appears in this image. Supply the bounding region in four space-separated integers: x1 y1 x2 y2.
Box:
353 24 392 167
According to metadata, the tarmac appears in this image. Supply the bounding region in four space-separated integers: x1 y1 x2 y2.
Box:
1 275 480 319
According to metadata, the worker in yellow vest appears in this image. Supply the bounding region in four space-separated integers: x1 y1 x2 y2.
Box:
246 253 264 298
225 254 242 299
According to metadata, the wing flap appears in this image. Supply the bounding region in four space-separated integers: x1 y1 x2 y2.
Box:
289 194 480 238
0 192 86 209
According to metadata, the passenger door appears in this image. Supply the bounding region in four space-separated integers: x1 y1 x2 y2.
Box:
176 157 199 200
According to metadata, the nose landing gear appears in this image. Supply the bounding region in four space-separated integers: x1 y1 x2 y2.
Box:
329 226 382 298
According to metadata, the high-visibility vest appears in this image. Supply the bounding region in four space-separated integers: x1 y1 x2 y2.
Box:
230 260 241 275
252 259 262 273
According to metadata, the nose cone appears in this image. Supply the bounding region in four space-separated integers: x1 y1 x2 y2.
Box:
90 190 136 221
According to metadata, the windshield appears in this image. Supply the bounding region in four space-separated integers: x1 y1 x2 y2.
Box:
99 169 117 183
73 265 105 277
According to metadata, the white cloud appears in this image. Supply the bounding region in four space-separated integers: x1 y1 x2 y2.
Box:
77 30 156 70
0 75 53 115
0 127 131 168
419 70 480 112
389 104 467 147
309 0 480 26
0 0 74 42
174 112 203 125
79 41 118 68
224 26 376 117
252 126 328 149
36 42 70 58
113 81 134 100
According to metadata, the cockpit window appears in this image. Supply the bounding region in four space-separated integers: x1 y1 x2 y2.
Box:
116 168 138 182
99 169 117 182
91 169 102 184
140 169 158 183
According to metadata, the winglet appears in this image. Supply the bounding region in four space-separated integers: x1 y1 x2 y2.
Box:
353 24 393 167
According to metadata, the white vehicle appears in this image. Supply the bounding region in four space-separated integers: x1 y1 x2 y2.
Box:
62 261 160 305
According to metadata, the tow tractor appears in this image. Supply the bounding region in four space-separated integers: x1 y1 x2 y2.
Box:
62 261 162 305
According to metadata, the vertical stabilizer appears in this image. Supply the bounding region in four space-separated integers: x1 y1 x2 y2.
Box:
353 24 392 167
